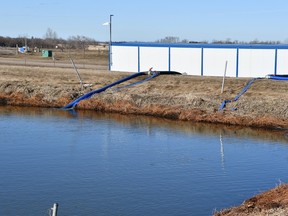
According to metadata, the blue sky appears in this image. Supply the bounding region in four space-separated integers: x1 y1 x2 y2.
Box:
1 0 288 43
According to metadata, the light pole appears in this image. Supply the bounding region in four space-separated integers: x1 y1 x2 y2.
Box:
109 14 114 71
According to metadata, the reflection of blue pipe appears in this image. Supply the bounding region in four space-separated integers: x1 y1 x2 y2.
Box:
266 74 288 81
63 72 159 109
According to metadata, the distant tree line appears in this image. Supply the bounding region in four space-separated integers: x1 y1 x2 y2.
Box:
156 36 282 44
211 38 281 44
0 28 99 50
0 32 283 49
155 36 189 43
0 35 99 50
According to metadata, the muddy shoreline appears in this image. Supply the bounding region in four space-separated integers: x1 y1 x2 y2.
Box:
0 64 287 130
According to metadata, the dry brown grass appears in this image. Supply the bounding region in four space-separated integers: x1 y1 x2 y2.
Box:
0 60 287 130
214 184 288 216
0 47 108 67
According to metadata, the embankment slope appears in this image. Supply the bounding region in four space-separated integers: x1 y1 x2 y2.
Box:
0 65 287 130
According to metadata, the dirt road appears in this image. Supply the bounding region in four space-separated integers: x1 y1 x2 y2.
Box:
0 57 108 70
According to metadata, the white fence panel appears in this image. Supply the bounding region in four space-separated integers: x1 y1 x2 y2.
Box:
111 46 138 72
170 48 202 75
139 47 169 71
238 49 275 77
276 49 288 75
203 48 237 77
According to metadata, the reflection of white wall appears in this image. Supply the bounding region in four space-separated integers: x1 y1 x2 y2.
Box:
203 48 237 77
139 47 169 71
111 46 138 72
170 48 202 75
276 49 288 75
238 49 275 77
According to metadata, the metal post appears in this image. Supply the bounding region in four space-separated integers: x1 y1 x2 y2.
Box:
53 52 55 67
70 58 84 90
24 37 27 52
221 61 228 94
109 14 114 71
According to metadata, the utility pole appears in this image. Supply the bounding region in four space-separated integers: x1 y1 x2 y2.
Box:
109 14 114 71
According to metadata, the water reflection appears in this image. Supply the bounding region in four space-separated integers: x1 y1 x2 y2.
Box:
220 133 225 170
1 105 287 144
1 105 287 180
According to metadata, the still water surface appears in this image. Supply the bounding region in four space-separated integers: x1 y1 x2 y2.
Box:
0 107 287 216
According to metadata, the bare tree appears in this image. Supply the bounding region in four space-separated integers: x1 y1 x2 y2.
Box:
44 28 58 39
67 35 97 49
181 39 189 43
156 36 180 43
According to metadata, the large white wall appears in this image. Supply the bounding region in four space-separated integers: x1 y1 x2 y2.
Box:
111 43 288 77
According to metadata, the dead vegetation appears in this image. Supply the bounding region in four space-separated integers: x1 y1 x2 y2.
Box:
0 47 108 68
214 184 288 216
0 63 287 130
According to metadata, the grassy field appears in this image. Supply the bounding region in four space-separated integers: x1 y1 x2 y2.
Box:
0 46 109 67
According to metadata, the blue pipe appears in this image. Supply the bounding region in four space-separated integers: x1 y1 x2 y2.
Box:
63 71 166 109
112 72 158 91
111 71 180 92
266 74 288 81
220 74 287 110
219 77 262 110
63 72 147 109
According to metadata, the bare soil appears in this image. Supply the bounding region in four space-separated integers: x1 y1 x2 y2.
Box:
0 51 288 215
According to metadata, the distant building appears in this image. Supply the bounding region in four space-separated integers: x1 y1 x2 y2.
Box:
87 44 108 51
42 50 52 58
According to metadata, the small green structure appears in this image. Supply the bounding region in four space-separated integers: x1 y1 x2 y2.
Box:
42 50 52 58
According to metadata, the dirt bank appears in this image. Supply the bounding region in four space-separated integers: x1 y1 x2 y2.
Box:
0 64 287 130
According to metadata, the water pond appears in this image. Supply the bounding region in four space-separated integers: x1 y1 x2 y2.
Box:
0 106 287 216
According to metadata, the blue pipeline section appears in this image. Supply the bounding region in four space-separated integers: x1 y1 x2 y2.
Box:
112 72 157 91
111 71 181 92
219 74 288 110
219 77 262 110
266 74 288 81
63 71 159 109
